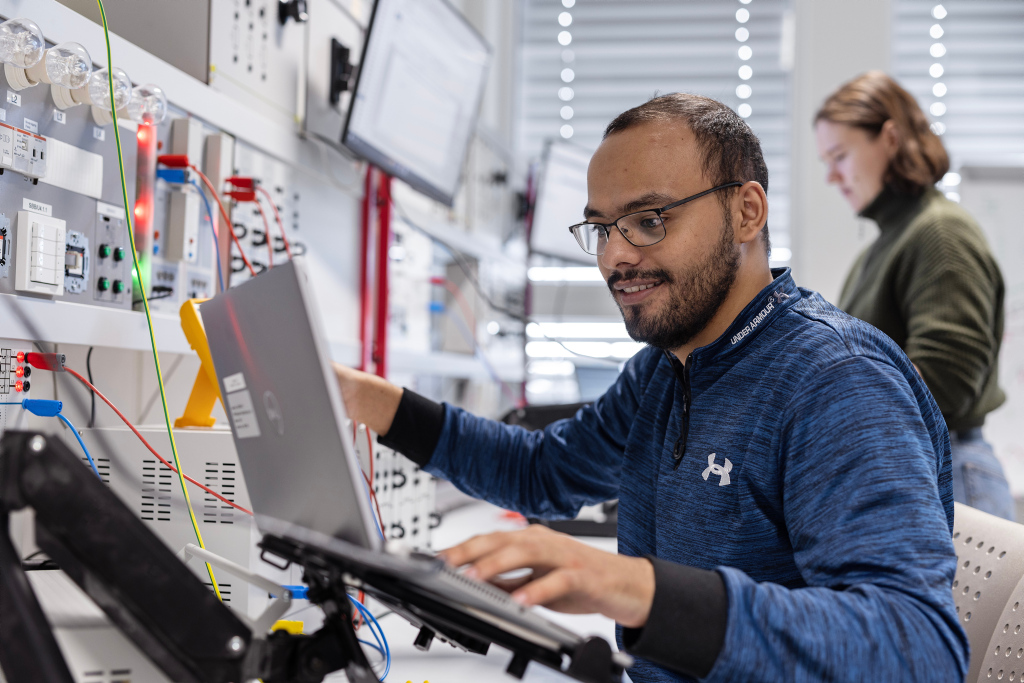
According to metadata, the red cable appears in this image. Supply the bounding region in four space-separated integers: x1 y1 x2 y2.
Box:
256 186 293 259
254 201 273 270
190 166 257 277
62 367 254 516
433 277 478 333
362 469 386 538
365 429 386 536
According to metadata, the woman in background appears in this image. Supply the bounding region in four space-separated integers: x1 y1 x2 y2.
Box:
815 71 1014 520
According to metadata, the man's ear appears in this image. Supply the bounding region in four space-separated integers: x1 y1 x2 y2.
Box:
734 181 768 245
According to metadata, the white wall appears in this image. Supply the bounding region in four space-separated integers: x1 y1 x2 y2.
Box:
789 0 890 303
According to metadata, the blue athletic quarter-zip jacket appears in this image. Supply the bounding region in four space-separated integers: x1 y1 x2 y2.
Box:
381 269 969 682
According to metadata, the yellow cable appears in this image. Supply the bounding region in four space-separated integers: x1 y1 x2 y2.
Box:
95 0 222 601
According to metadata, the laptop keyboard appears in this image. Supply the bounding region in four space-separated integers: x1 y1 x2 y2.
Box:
435 562 523 610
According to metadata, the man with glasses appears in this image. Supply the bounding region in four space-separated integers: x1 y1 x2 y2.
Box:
334 93 966 681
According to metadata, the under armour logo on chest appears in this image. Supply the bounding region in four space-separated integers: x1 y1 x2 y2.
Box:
702 453 732 487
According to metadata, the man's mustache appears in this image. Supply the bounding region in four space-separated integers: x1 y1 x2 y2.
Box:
606 268 675 293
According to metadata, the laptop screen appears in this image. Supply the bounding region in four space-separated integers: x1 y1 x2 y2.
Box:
201 259 381 551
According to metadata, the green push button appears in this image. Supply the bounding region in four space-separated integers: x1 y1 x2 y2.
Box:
97 276 110 292
98 244 111 258
112 279 124 294
113 247 126 261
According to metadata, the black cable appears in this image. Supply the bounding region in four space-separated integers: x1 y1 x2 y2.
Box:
392 200 622 366
86 346 96 428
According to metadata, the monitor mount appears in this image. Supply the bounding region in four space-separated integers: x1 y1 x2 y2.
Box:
0 430 627 683
0 430 375 683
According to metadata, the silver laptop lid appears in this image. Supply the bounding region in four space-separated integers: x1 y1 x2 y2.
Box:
201 258 381 551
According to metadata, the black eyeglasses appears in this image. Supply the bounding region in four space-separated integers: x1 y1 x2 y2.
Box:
568 182 743 255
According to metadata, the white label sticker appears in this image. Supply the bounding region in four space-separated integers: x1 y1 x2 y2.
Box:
93 126 105 141
6 91 20 107
53 110 66 124
223 372 247 393
0 108 7 121
96 201 126 220
23 118 37 133
227 389 261 439
23 198 53 216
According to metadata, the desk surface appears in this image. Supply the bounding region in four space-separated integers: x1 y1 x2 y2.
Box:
324 500 629 683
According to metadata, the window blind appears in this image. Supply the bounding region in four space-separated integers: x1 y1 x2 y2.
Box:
518 0 793 254
893 0 1024 180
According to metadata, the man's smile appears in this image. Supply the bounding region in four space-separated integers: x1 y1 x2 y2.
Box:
613 278 665 305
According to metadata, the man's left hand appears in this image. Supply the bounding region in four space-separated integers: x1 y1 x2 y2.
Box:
439 524 655 628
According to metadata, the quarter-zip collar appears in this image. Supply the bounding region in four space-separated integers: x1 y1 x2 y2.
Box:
661 268 800 469
691 267 801 366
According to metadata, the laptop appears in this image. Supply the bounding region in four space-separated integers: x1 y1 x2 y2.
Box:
200 259 631 678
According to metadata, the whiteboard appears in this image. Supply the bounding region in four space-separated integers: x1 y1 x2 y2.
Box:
531 142 594 264
959 166 1024 496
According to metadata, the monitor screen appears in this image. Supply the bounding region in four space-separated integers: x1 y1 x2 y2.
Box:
530 142 594 263
343 0 491 206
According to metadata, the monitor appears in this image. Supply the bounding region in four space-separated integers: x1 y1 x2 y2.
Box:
530 141 594 264
342 0 491 206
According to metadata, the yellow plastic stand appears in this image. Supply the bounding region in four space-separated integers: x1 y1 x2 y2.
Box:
174 298 222 428
271 620 304 635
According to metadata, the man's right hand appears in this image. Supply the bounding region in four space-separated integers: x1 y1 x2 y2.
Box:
332 363 403 436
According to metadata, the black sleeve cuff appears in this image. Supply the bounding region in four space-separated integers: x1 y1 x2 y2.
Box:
621 557 727 679
376 389 445 467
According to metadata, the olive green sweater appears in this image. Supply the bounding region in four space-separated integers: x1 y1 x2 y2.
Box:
839 186 1005 432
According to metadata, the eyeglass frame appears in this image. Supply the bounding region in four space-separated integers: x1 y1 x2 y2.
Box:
568 181 745 255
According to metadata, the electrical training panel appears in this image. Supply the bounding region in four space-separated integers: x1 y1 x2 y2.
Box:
0 1 524 680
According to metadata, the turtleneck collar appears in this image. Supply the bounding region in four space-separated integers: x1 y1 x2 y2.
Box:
858 184 935 234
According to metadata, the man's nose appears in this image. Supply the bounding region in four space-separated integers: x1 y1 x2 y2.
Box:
599 226 643 270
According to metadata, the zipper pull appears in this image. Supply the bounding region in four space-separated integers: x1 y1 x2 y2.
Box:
672 438 686 468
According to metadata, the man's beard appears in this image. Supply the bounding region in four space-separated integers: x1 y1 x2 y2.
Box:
607 219 740 350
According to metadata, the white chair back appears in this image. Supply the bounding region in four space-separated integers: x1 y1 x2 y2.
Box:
952 502 1024 683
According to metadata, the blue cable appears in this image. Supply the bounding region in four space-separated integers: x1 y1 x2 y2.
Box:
357 638 386 658
3 400 99 479
349 596 390 679
56 414 101 480
189 179 226 292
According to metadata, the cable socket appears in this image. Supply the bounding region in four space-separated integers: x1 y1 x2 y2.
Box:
26 352 66 372
156 154 190 169
156 168 189 184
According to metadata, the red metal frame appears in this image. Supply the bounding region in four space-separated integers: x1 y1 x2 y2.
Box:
358 167 375 373
358 166 393 379
372 174 393 379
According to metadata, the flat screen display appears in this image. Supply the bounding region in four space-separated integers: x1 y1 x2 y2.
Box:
530 142 594 263
343 0 491 206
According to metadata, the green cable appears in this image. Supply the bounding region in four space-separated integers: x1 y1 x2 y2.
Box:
94 0 222 600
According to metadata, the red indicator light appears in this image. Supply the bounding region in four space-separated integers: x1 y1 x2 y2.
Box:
16 351 25 363
137 126 149 144
135 203 147 221
14 381 22 392
15 366 23 377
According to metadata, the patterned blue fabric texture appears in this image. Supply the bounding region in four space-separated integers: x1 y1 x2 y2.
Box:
425 269 969 682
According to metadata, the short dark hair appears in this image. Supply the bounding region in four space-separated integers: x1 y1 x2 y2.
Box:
603 93 771 254
815 71 949 195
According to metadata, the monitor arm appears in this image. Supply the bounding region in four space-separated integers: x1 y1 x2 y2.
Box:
0 430 377 683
